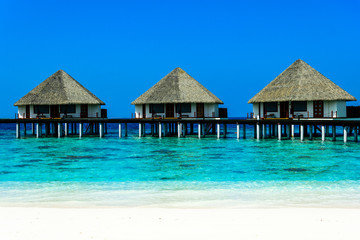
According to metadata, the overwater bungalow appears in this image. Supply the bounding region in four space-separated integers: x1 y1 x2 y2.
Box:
14 70 106 119
248 59 356 119
131 67 226 118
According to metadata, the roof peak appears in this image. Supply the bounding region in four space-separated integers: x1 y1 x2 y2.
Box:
131 68 223 104
14 70 105 106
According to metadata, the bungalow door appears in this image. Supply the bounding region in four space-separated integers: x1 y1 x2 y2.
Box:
50 105 60 118
313 101 323 118
280 102 289 118
25 105 30 119
196 103 204 118
142 105 146 118
166 104 174 118
80 104 88 118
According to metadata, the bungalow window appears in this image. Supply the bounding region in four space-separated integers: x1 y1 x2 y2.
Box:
176 103 191 113
293 101 307 111
60 105 76 114
149 104 164 113
33 105 49 114
264 102 277 112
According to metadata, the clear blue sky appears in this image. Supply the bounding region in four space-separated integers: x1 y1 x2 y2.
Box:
1 0 359 118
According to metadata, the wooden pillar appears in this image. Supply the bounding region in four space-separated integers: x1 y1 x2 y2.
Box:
236 124 240 139
105 123 108 134
44 123 48 137
16 123 20 139
32 123 35 135
224 124 227 138
243 124 246 139
278 123 281 140
190 124 194 135
119 123 122 138
300 125 304 141
79 123 83 138
332 125 336 141
321 125 325 142
262 124 266 139
344 126 348 143
159 123 162 138
57 123 62 138
198 123 201 139
286 125 290 139
64 123 68 136
354 126 358 142
125 123 128 137
309 125 313 140
99 123 103 138
217 123 220 139
139 123 142 138
291 125 294 138
273 124 276 137
23 123 27 136
326 125 329 137
177 123 181 138
256 123 260 140
36 123 40 138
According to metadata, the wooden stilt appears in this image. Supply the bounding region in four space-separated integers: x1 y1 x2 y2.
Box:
217 123 220 139
354 126 358 142
198 123 201 139
321 125 325 142
159 123 162 138
236 124 240 139
286 125 290 139
300 125 304 141
36 123 40 138
278 124 281 140
125 123 128 137
58 123 62 138
65 123 68 136
243 124 246 139
16 123 20 139
309 125 313 140
119 123 122 138
332 125 336 141
344 126 348 143
79 123 83 138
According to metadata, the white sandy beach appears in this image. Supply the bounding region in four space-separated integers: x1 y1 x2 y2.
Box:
0 207 359 240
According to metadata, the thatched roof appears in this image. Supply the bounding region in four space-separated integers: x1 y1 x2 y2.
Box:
14 70 105 106
248 59 356 103
131 67 223 105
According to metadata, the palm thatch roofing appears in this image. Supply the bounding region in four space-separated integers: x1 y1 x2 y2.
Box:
248 59 356 103
14 70 105 106
131 67 223 105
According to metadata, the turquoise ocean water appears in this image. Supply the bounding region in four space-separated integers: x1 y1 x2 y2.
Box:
1 123 360 208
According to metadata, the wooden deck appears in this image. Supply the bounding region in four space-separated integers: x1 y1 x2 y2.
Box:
2 117 360 127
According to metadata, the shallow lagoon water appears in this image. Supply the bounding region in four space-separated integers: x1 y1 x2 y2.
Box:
0 123 360 208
